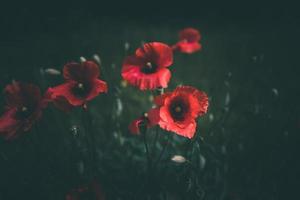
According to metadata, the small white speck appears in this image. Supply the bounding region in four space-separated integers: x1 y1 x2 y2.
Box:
221 145 227 154
113 131 118 138
171 155 187 163
93 54 101 65
272 88 279 96
199 154 206 169
225 92 230 106
124 42 130 51
79 56 86 63
209 113 214 122
44 68 61 75
116 98 123 117
70 125 79 136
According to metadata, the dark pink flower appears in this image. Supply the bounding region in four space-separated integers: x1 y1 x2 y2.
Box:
0 81 49 140
173 28 202 54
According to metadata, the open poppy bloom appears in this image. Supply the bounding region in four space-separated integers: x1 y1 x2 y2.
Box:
48 61 107 110
148 86 209 139
121 42 173 90
128 113 152 135
66 180 105 200
0 81 48 140
173 28 202 54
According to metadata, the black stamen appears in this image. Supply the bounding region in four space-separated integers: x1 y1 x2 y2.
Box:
72 82 91 98
141 62 158 74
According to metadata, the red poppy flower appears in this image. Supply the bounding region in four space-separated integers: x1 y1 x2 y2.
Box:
173 28 202 54
121 42 173 90
66 180 105 200
48 61 107 110
128 113 152 135
148 86 209 139
0 81 48 140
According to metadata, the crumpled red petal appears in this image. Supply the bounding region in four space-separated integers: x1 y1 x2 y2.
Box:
128 118 143 134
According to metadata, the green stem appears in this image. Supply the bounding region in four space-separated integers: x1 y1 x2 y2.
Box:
82 109 98 179
151 126 159 153
154 133 171 169
142 129 151 172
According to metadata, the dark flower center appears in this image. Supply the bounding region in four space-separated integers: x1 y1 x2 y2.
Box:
169 98 189 121
72 82 92 98
141 62 158 74
15 106 33 120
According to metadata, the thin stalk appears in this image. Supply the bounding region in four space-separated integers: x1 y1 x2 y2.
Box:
82 108 98 178
142 129 151 172
151 126 159 153
154 133 171 168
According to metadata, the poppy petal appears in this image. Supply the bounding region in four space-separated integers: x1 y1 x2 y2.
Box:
175 86 209 116
153 92 172 106
122 55 145 73
179 28 201 42
52 95 74 112
136 42 173 67
49 82 85 106
159 118 197 139
63 61 100 82
0 108 20 140
128 118 143 134
148 108 160 126
175 42 202 54
85 79 108 102
5 82 42 109
122 67 171 90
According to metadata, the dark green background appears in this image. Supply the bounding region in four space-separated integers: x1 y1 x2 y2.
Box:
0 2 299 200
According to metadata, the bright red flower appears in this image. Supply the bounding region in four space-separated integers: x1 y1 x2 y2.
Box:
121 42 173 90
0 81 48 140
128 113 152 135
173 28 202 54
66 180 105 200
48 61 107 110
148 86 209 139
